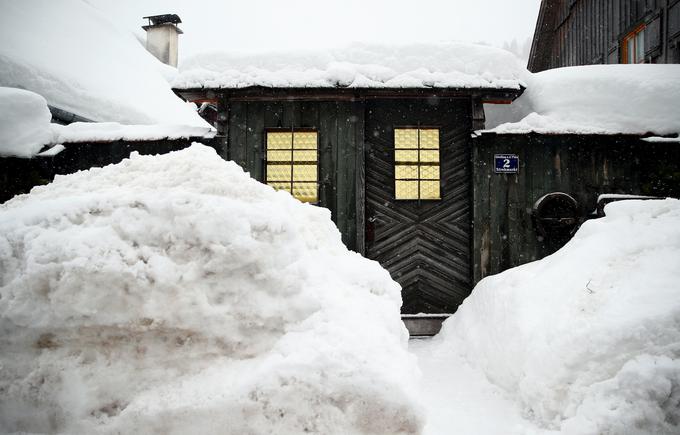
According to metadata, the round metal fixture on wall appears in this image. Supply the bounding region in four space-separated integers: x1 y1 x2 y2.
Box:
532 192 579 242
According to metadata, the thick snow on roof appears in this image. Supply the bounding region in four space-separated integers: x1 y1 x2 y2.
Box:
0 145 422 434
438 198 680 433
0 87 53 158
486 65 680 135
173 42 527 90
0 0 209 128
0 87 214 158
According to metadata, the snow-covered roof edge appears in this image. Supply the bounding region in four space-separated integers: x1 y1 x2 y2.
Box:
0 87 215 159
173 42 528 91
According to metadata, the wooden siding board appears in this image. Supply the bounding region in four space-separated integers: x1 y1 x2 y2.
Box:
245 102 264 180
336 102 356 249
354 100 366 255
229 101 247 169
318 102 338 223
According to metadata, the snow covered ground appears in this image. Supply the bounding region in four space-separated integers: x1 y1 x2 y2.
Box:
427 198 680 435
410 338 540 435
0 145 422 434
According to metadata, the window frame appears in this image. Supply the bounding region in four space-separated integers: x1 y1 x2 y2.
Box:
393 125 442 201
622 24 646 64
264 127 320 204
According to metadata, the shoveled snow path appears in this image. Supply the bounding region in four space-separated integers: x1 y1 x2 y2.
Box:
410 338 546 435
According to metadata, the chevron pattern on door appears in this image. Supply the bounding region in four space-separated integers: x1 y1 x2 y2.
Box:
365 99 472 314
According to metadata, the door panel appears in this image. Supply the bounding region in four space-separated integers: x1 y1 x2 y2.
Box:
364 99 472 314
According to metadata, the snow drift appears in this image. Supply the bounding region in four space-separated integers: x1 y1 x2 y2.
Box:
0 144 422 434
485 64 680 135
173 42 526 90
0 0 208 128
438 199 680 434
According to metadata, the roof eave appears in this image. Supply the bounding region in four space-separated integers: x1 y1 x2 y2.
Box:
173 86 524 104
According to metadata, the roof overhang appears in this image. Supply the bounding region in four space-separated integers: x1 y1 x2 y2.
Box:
174 86 524 104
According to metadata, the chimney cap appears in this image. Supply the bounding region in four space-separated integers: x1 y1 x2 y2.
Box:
143 14 182 26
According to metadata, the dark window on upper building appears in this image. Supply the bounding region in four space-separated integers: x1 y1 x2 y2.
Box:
622 25 646 63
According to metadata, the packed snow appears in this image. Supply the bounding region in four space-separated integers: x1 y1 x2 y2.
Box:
172 42 526 90
0 87 53 158
485 65 680 135
0 87 214 158
435 198 680 434
0 144 423 435
0 0 209 128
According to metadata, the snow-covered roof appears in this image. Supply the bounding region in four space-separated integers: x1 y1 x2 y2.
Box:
0 0 209 128
484 64 680 136
172 42 527 90
0 87 214 158
0 87 54 158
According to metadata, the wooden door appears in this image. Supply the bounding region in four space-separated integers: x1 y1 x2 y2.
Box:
364 98 473 314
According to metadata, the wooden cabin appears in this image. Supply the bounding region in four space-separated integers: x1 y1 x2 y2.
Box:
529 0 680 72
173 43 526 321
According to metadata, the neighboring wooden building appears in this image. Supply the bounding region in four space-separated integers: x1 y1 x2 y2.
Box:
529 0 680 72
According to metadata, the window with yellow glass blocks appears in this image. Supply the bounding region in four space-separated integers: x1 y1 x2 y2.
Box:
394 128 441 200
265 130 318 203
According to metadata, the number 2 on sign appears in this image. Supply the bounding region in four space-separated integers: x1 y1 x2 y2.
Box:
503 159 510 169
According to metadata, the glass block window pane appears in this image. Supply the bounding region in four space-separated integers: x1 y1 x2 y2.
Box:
394 128 441 200
266 131 318 203
420 181 440 200
395 180 419 200
267 132 293 149
394 128 418 148
395 165 419 179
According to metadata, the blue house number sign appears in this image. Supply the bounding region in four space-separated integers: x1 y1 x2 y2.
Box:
494 154 519 174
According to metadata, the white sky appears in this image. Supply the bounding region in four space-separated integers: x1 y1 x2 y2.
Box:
87 0 541 62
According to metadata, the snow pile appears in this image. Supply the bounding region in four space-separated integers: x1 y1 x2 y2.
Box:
486 65 680 135
0 87 53 158
0 144 422 434
438 199 680 434
0 0 208 128
173 42 526 90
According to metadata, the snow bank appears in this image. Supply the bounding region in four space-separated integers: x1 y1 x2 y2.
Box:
485 65 680 135
0 0 208 128
438 199 680 434
0 87 53 158
173 42 526 90
0 144 422 434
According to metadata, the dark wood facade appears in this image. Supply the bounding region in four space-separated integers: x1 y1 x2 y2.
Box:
182 87 521 314
176 85 680 317
472 133 680 280
529 0 680 72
